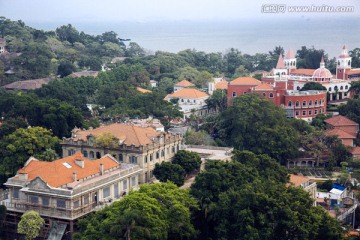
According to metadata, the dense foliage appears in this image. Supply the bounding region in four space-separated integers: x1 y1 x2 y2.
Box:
190 151 344 240
17 210 45 240
75 182 197 240
153 162 186 187
172 150 202 174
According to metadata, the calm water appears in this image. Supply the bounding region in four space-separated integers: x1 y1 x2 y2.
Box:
28 17 360 58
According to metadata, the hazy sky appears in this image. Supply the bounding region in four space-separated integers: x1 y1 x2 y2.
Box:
0 0 358 23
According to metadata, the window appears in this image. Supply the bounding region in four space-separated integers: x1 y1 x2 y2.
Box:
302 101 307 107
130 156 137 164
150 171 154 178
328 87 332 91
334 86 338 91
123 180 128 190
308 100 312 106
74 200 80 208
131 176 136 186
340 86 343 90
83 150 88 157
42 197 49 206
84 195 89 205
269 93 274 98
89 151 94 159
345 85 349 90
315 100 318 105
13 189 19 199
30 196 39 204
172 147 175 153
297 86 301 90
119 154 123 162
314 110 318 115
302 111 306 116
295 101 299 107
161 150 165 157
57 199 66 209
308 110 312 115
150 154 153 161
156 151 159 159
177 145 180 151
96 152 101 159
114 183 119 197
232 92 236 97
145 172 148 182
287 101 292 107
262 93 266 97
144 156 148 163
295 111 299 116
103 186 110 198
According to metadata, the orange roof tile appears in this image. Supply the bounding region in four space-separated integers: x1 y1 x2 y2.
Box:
351 147 360 155
290 69 316 76
325 128 356 139
136 87 152 93
71 123 160 146
289 174 309 187
348 69 360 75
17 152 119 188
215 79 228 90
254 83 274 90
230 77 261 86
166 88 209 99
324 115 358 126
175 80 195 87
276 54 286 69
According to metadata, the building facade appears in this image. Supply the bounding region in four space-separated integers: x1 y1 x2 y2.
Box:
61 123 182 183
0 152 142 237
0 38 5 54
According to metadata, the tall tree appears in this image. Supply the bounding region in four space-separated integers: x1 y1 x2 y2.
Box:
172 150 202 174
153 162 185 187
17 211 45 240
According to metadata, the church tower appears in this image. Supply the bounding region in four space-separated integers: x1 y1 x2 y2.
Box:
336 45 352 80
284 49 297 72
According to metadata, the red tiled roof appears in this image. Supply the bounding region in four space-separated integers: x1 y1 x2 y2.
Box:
71 123 160 146
348 69 360 75
290 69 316 76
254 83 274 90
325 129 356 139
2 78 53 90
289 174 309 187
351 147 360 155
230 77 261 85
324 115 358 126
17 152 119 188
166 88 209 99
69 71 98 78
276 54 286 69
215 79 228 90
136 87 152 93
175 80 195 87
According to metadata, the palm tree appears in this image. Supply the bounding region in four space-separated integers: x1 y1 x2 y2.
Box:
110 209 150 240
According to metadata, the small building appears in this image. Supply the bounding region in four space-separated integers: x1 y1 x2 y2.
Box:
174 79 195 92
150 80 158 88
1 77 53 91
0 152 142 237
69 71 98 78
0 38 6 54
164 88 210 119
324 115 359 137
325 128 356 147
289 174 317 205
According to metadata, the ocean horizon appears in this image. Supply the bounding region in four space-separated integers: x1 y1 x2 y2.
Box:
27 17 360 58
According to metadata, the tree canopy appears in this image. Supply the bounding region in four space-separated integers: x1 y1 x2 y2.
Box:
172 150 202 174
17 210 45 240
153 162 186 187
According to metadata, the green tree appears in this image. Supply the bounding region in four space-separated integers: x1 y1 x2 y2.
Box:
0 127 60 181
301 82 327 91
205 89 227 112
55 24 80 44
297 46 328 70
94 132 120 149
184 129 216 146
338 99 360 125
172 150 201 174
57 60 76 77
214 94 300 164
153 162 185 187
349 80 360 99
17 211 45 240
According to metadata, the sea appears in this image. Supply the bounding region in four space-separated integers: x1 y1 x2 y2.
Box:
28 17 360 58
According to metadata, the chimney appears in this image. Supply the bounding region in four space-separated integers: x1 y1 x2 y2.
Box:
100 163 104 175
73 172 77 182
75 159 85 168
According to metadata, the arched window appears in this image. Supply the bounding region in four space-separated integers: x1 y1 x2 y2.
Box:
161 150 165 157
334 86 338 91
288 101 292 107
295 101 299 107
156 151 159 159
302 101 307 107
345 85 349 90
83 150 88 158
262 93 266 97
119 154 123 162
328 87 332 91
90 151 94 159
309 100 312 106
269 93 274 98
340 86 343 90
96 152 101 159
315 100 318 105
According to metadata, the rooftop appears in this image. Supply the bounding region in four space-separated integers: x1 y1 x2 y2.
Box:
175 80 195 87
136 87 152 93
230 77 261 86
253 83 274 90
276 54 286 69
325 128 356 139
69 123 161 146
289 174 309 187
324 115 358 127
2 78 53 90
165 88 209 99
69 71 98 78
16 152 119 188
214 79 228 90
290 69 316 76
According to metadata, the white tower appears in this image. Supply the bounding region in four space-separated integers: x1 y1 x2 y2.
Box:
336 45 352 80
284 49 297 71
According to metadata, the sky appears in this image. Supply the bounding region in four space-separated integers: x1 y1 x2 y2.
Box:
0 0 359 23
